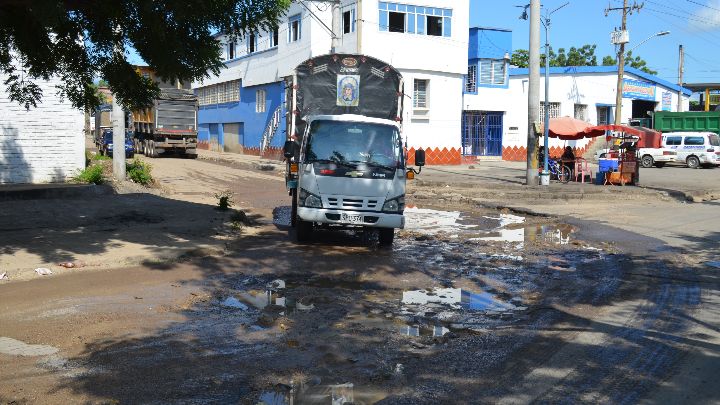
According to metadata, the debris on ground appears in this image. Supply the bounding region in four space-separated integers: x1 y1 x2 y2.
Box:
0 272 7 280
57 261 87 269
34 268 53 276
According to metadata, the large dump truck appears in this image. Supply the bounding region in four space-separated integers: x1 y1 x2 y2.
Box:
283 53 425 246
131 87 198 158
653 111 720 133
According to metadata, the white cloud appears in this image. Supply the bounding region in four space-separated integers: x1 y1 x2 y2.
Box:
694 0 720 31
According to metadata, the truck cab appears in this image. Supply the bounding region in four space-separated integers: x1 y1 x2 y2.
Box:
293 115 407 243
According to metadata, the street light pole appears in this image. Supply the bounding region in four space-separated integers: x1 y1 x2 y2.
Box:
539 3 568 183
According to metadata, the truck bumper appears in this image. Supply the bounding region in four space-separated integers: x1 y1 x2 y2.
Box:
297 207 404 229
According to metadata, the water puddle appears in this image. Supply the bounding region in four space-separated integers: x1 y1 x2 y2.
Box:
403 207 574 246
399 324 450 337
402 287 517 312
258 383 358 405
224 279 316 314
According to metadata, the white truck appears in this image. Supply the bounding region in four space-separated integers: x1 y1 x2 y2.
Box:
283 54 424 246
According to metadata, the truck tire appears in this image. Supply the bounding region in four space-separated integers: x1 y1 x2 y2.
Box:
148 141 158 158
295 219 312 242
687 155 700 169
641 155 654 168
378 228 395 247
291 188 298 228
142 140 149 156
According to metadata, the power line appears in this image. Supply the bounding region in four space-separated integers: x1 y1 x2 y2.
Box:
687 0 720 12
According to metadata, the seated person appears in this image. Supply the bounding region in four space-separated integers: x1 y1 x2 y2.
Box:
561 146 575 163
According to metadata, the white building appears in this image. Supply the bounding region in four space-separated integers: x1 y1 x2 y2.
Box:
0 74 85 183
504 66 692 160
193 0 469 164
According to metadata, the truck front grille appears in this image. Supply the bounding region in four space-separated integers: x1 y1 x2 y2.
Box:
326 197 380 211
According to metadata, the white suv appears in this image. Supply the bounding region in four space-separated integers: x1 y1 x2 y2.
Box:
662 132 720 168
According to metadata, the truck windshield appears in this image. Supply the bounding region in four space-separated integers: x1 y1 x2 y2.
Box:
305 120 402 168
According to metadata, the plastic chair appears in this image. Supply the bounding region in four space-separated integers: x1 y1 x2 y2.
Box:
574 158 592 183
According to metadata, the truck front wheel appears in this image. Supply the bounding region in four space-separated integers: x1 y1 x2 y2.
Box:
378 228 395 247
295 219 312 242
291 189 298 228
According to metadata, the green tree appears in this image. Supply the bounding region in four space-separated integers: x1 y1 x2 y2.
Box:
511 44 597 68
1 0 290 111
602 51 657 75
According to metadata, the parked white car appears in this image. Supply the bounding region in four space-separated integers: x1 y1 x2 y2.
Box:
594 145 677 168
661 132 720 168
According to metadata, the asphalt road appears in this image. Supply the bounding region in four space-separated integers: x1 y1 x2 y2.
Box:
0 151 718 404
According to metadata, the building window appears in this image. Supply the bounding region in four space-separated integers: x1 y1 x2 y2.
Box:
378 2 452 37
539 102 561 121
465 65 477 93
413 79 428 108
478 59 506 86
574 104 588 121
389 12 405 32
288 14 301 42
197 80 240 106
343 9 356 34
256 89 266 113
271 27 279 47
248 33 256 53
426 16 442 36
228 42 235 60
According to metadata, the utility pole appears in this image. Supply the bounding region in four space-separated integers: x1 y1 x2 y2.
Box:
677 44 684 112
112 28 126 181
607 1 643 125
526 0 540 186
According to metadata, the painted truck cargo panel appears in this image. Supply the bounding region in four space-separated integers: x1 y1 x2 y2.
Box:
653 111 720 133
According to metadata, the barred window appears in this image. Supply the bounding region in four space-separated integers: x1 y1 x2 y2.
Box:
574 104 588 121
539 102 561 122
413 79 428 108
465 64 477 93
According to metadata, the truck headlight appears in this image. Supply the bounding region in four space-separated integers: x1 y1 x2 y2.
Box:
382 195 405 213
299 188 322 208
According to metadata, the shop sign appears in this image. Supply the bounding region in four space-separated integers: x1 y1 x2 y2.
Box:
662 92 672 111
622 79 656 101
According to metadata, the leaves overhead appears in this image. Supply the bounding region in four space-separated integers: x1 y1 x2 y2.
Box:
511 44 657 75
0 0 290 111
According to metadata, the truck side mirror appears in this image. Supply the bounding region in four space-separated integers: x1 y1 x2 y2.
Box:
283 140 296 158
414 149 426 167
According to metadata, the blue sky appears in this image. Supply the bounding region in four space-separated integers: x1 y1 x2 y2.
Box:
470 0 720 84
128 1 720 85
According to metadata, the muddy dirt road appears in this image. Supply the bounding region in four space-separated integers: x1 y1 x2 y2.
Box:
1 155 719 404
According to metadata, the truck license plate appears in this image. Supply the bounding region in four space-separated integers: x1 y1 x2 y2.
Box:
341 213 363 224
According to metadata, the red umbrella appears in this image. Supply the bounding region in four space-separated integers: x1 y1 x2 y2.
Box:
546 116 607 140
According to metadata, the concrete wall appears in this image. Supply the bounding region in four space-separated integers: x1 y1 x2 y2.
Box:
0 74 84 184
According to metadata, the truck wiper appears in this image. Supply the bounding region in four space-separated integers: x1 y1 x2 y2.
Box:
349 160 398 171
307 159 357 169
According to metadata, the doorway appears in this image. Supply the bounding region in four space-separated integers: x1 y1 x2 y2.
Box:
462 111 503 157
